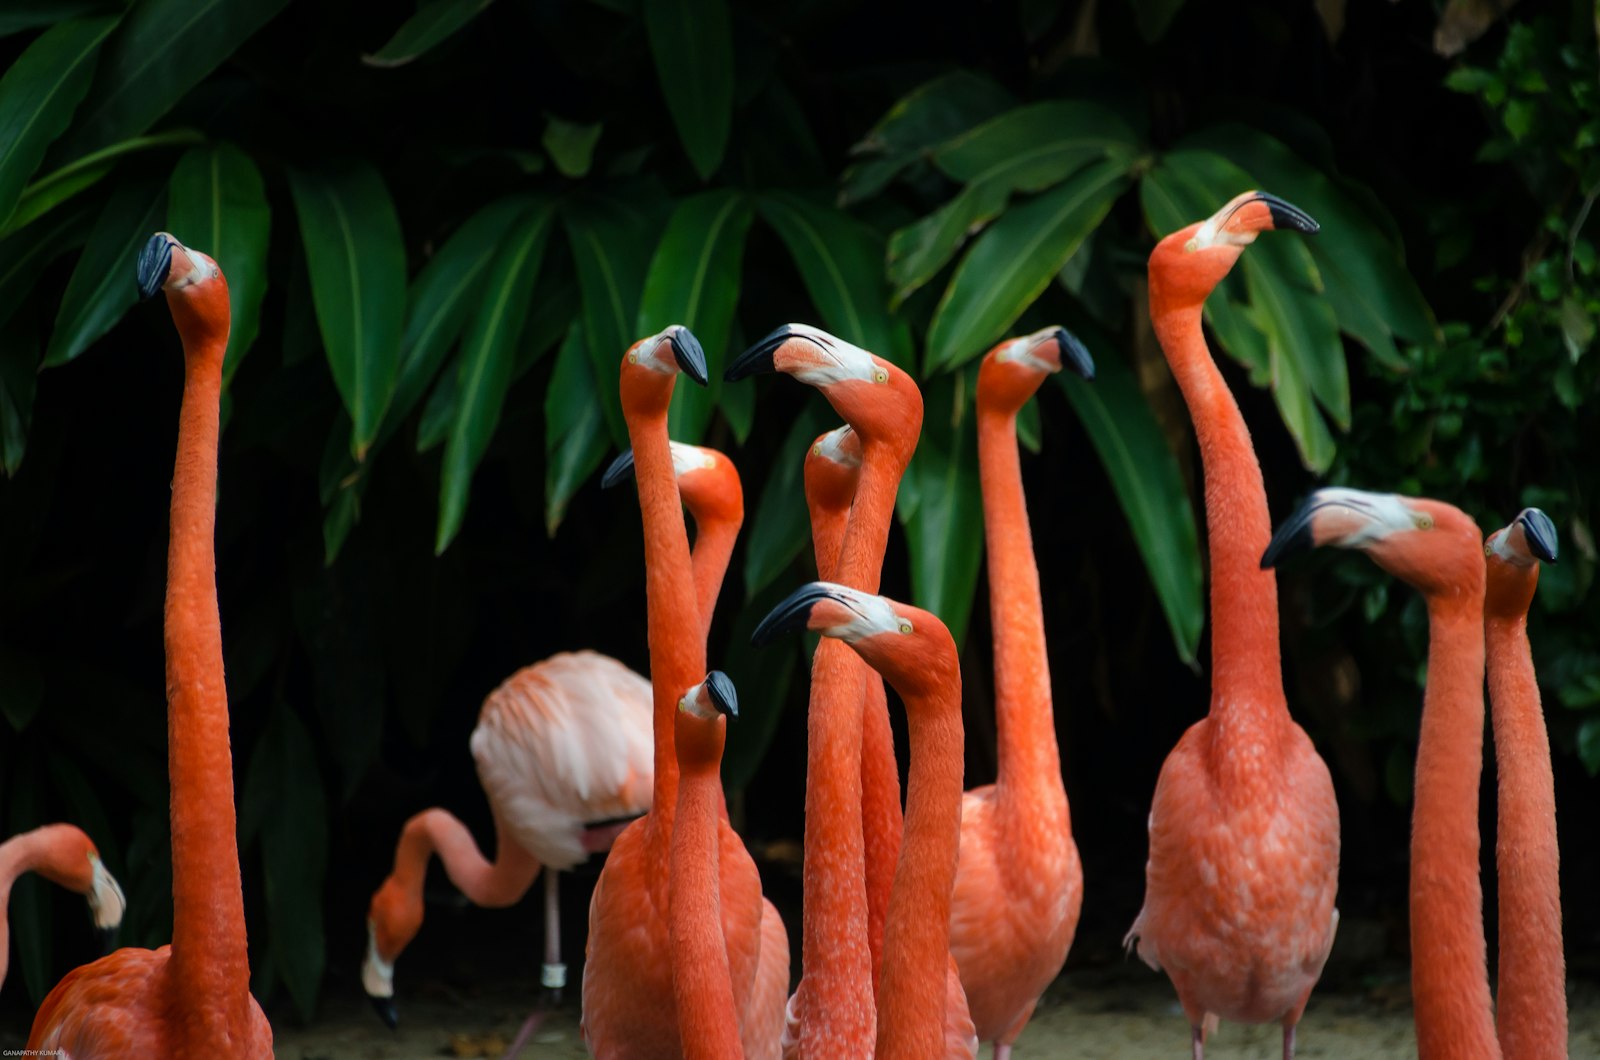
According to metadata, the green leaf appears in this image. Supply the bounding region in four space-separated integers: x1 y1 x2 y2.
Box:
5 128 202 238
362 0 492 67
636 189 753 443
897 370 984 647
436 201 554 554
0 2 114 38
416 362 457 453
887 179 1011 307
545 320 609 536
166 143 270 388
563 194 662 448
643 0 732 179
1128 0 1186 41
1016 397 1042 454
288 161 407 460
743 403 832 600
543 116 603 179
0 15 119 230
0 315 39 476
1057 344 1203 664
0 203 93 329
42 174 165 367
758 191 911 367
925 158 1130 373
1577 716 1600 775
242 703 327 1022
46 0 291 163
931 101 1140 186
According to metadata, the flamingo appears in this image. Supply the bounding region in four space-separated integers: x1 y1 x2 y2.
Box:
1125 191 1339 1059
669 671 744 1059
752 583 965 1060
1262 487 1499 1057
1484 508 1566 1058
582 326 787 1058
363 438 744 1037
949 327 1091 1058
28 234 272 1055
0 825 126 994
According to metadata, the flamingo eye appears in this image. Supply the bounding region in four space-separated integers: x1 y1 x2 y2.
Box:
873 368 888 384
897 620 912 635
1413 513 1434 530
628 351 638 363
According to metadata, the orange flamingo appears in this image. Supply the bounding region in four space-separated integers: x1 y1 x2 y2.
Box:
669 671 744 1059
28 234 271 1055
582 326 787 1058
0 825 125 994
753 583 966 1059
1484 508 1566 1058
949 328 1091 1058
1263 487 1499 1057
1125 192 1339 1059
727 324 925 1055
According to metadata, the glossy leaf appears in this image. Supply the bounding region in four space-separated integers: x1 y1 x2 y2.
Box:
544 321 609 535
363 0 492 67
643 0 732 179
543 116 603 179
436 201 554 553
840 71 1015 205
42 174 165 367
897 370 984 647
0 202 92 331
416 363 457 453
288 162 407 460
47 0 291 163
931 100 1140 185
0 2 112 38
636 189 753 443
743 403 831 600
925 158 1130 373
1057 347 1203 664
166 143 270 387
758 191 911 367
5 128 202 238
0 15 118 230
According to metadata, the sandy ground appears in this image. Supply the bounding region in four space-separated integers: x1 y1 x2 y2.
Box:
260 970 1600 1059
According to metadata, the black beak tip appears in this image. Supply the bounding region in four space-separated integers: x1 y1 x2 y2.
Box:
600 449 636 489
95 926 117 953
1261 521 1313 570
704 670 739 718
669 327 709 387
1519 508 1559 564
1256 192 1320 235
751 581 829 647
371 995 399 1030
724 324 792 382
135 234 174 300
1055 328 1095 381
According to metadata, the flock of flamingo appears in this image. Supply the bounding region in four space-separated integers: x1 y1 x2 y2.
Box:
0 187 1568 1058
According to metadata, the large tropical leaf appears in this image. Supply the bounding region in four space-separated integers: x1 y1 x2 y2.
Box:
545 321 610 535
0 2 111 38
46 0 292 164
636 189 753 443
0 15 119 229
643 0 732 180
436 200 554 553
41 174 165 367
925 158 1130 373
362 0 493 67
0 202 93 331
742 403 832 600
5 128 201 238
166 143 269 387
288 162 407 460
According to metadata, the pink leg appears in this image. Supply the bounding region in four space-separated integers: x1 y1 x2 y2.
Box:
1283 1023 1296 1060
994 1044 1012 1060
1192 1025 1205 1060
501 870 563 1060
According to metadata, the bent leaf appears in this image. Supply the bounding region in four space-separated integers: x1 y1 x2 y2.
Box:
363 0 493 67
643 0 732 180
545 321 609 535
840 71 1015 205
6 128 202 238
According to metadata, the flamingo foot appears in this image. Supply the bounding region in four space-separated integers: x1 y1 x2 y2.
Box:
1191 1025 1205 1060
1283 1024 1296 1060
994 1044 1012 1060
500 1008 550 1060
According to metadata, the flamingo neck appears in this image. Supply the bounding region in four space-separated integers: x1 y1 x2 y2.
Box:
875 677 964 1060
670 749 742 1058
1150 302 1286 749
0 826 86 986
163 341 252 1036
1486 605 1567 1058
401 809 537 907
689 515 738 646
1411 591 1500 1059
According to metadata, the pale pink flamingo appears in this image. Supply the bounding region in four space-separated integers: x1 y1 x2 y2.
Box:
0 825 125 995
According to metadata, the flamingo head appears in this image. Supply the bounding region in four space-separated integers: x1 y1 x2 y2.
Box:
136 232 230 350
751 581 955 697
1148 191 1318 308
725 324 923 452
28 827 125 945
363 876 422 1026
977 326 1094 414
602 441 743 527
1262 487 1482 597
84 853 126 947
675 671 738 769
1485 507 1558 618
619 325 708 415
804 425 862 516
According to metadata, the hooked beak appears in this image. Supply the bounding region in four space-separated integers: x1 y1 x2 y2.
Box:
1040 327 1095 381
1260 490 1384 569
96 925 118 952
727 324 811 382
704 670 738 718
1517 508 1559 564
600 449 636 489
1252 192 1319 234
751 581 846 645
371 995 399 1030
666 326 708 386
136 233 177 300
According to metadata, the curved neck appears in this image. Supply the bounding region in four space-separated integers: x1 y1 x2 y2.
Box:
1150 302 1284 724
806 497 847 578
396 809 538 908
690 516 738 646
670 750 742 1058
0 826 85 991
1486 611 1566 1059
977 404 1064 804
1411 593 1499 1059
875 677 964 1060
163 342 253 1031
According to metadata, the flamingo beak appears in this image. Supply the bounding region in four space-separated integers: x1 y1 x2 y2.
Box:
96 925 117 952
1251 192 1320 234
1043 327 1095 381
371 996 400 1030
725 324 798 382
666 326 709 386
136 233 176 300
1517 508 1559 564
704 670 739 718
751 582 844 645
600 449 636 489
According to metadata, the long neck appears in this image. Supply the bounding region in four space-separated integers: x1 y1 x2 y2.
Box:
977 402 1065 809
1486 608 1566 1059
690 514 737 646
395 809 538 908
164 342 253 1030
1411 593 1499 1059
1151 300 1285 726
670 751 742 1059
875 676 964 1060
625 404 703 864
0 827 72 991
